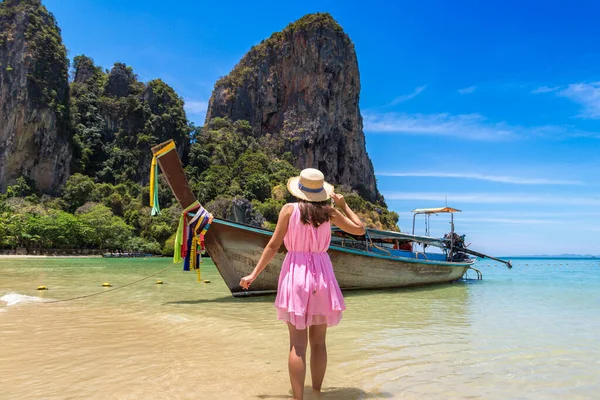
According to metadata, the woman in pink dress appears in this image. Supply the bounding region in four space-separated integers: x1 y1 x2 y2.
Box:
240 168 365 399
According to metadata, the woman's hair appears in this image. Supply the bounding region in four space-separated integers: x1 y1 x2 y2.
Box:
298 200 334 228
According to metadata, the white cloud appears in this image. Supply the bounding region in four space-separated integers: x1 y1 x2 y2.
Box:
462 210 600 218
363 111 600 140
558 82 600 119
389 85 427 105
459 217 560 225
531 86 560 94
376 172 583 185
363 112 518 140
382 192 600 207
184 99 208 115
580 226 600 232
457 86 476 94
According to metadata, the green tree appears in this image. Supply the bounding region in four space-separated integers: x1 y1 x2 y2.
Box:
26 210 83 248
76 203 133 249
244 173 271 202
162 232 177 256
61 173 96 212
253 198 284 223
5 177 35 198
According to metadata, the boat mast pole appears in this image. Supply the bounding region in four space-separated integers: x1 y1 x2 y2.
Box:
450 213 455 259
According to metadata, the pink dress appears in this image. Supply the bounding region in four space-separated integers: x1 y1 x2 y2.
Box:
274 203 346 329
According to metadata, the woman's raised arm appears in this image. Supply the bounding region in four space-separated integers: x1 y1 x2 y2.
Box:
330 193 365 236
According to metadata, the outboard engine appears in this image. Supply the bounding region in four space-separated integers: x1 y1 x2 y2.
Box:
444 231 466 248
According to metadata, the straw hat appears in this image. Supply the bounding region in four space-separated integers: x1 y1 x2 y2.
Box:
287 168 334 202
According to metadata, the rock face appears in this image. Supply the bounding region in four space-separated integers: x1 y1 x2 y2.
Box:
206 13 382 204
0 0 72 194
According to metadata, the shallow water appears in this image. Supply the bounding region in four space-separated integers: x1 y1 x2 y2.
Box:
1 257 599 399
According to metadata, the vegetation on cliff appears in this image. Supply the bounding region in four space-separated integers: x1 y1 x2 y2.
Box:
70 56 190 184
216 13 350 90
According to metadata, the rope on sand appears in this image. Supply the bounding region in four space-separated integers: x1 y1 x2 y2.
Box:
42 263 179 304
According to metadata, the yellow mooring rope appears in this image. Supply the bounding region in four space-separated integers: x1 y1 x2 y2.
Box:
41 263 179 304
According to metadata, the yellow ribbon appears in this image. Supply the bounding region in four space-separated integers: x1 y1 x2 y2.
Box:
149 141 176 213
190 236 201 281
190 236 197 269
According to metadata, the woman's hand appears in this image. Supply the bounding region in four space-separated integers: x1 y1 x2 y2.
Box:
331 192 346 209
239 274 257 290
330 192 366 236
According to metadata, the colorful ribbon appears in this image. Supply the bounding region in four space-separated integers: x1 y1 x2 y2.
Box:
173 201 200 264
149 141 176 216
183 226 195 271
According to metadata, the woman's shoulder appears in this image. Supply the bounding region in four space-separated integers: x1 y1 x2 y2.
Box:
281 203 296 214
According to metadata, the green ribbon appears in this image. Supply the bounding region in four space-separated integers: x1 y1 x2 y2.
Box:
151 161 161 216
173 213 184 263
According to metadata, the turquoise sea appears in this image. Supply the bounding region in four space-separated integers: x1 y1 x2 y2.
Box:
1 257 599 399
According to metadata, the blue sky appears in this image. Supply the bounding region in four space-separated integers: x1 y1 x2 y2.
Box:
43 0 600 256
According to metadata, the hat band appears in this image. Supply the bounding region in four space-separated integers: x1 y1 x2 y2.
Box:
298 182 324 194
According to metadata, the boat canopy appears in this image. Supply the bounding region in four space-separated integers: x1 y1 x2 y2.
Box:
331 227 447 248
411 207 461 214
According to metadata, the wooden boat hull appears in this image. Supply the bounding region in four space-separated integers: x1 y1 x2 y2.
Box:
205 219 471 297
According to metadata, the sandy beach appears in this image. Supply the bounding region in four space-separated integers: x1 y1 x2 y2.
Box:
2 257 600 399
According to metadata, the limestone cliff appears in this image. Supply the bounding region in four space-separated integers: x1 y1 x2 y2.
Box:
206 13 383 204
0 0 72 194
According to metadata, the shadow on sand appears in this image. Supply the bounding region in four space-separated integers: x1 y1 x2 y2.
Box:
163 295 275 305
256 386 394 399
256 387 393 400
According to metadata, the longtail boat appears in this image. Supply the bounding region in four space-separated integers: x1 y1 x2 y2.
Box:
151 140 511 297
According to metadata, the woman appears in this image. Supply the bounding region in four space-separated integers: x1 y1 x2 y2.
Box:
240 168 365 399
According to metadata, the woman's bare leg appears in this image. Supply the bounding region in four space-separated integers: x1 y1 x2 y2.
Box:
287 323 308 399
308 323 328 392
